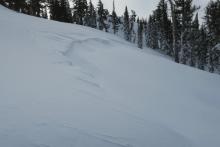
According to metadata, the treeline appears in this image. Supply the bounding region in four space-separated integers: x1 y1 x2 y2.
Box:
0 0 220 73
146 0 220 73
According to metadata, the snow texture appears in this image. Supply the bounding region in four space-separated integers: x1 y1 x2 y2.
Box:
0 6 220 147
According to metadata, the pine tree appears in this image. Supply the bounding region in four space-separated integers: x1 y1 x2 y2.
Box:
111 0 119 34
205 0 220 72
147 14 159 49
0 0 4 5
5 0 12 9
168 0 179 63
155 0 172 55
146 15 152 48
123 6 130 41
130 10 137 43
208 43 220 73
174 0 198 65
197 25 208 70
42 6 48 19
4 0 14 9
14 0 26 12
205 0 220 44
73 0 88 25
41 0 49 19
85 0 97 28
60 0 72 23
189 13 200 67
97 0 108 32
144 20 149 48
0 0 23 11
29 0 44 17
0 0 8 7
137 19 144 49
49 0 61 21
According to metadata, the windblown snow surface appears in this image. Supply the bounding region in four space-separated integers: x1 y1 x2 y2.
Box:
0 6 220 147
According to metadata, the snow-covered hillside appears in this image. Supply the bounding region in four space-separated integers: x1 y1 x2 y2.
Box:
0 6 220 147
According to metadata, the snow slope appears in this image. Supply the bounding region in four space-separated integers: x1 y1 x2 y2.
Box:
0 6 220 147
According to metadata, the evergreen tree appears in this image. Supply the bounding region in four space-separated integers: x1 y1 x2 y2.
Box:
123 6 130 41
97 0 108 32
29 0 44 17
137 19 144 49
147 14 158 49
168 0 179 63
60 0 72 23
205 0 220 72
14 0 26 12
0 0 7 6
197 25 208 70
208 43 220 73
0 0 28 14
85 0 97 28
174 0 198 65
155 0 172 55
130 10 137 43
6 0 13 9
49 0 61 21
111 0 119 34
73 0 88 25
0 0 4 5
42 6 48 19
205 0 220 44
146 15 152 48
189 13 200 67
41 0 49 19
8 0 14 9
144 20 148 48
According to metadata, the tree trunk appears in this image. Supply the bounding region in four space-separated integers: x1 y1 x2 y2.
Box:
168 0 179 63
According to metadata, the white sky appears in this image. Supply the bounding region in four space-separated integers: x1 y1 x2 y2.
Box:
92 0 210 19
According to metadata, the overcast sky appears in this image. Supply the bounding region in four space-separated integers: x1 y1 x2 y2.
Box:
92 0 210 19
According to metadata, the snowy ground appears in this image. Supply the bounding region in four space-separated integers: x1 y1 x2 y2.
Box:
0 6 220 147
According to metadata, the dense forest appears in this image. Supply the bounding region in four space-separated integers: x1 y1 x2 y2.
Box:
0 0 220 73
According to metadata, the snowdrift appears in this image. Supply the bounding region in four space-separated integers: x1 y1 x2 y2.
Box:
0 6 220 147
